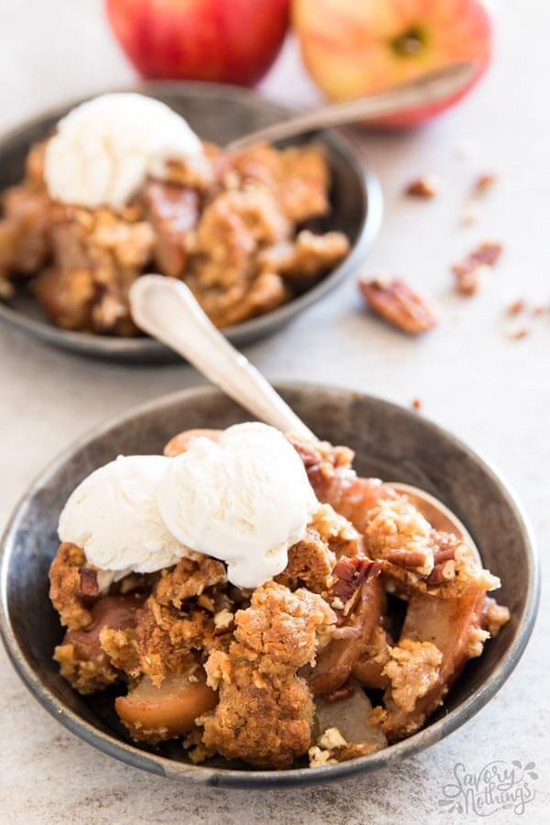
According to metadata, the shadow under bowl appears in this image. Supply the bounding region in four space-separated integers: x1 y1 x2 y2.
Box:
0 82 381 363
0 383 539 788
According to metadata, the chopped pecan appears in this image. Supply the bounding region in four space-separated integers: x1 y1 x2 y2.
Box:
507 298 526 316
452 242 503 296
323 683 356 703
509 325 529 340
469 242 503 267
404 176 440 199
432 545 457 565
426 559 456 586
330 557 379 617
79 567 99 601
359 276 439 335
473 173 497 195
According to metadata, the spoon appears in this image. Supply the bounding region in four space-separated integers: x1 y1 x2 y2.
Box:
130 275 477 551
130 275 314 440
227 62 476 150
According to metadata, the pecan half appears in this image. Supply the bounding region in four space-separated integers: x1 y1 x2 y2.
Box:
384 548 432 571
359 276 439 335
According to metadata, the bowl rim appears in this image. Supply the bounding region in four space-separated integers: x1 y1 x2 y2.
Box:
0 382 540 788
0 81 383 361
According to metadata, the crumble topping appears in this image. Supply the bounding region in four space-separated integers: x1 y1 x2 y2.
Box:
49 542 96 630
382 639 443 713
364 497 436 576
199 582 335 768
53 641 119 695
308 726 380 768
0 139 349 333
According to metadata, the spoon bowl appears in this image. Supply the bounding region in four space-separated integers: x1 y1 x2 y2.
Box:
390 483 479 561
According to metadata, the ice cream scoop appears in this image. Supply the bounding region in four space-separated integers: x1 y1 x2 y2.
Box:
58 454 191 584
44 92 203 209
157 422 318 588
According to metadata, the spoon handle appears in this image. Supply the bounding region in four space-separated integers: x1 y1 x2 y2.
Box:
130 275 316 440
228 61 476 151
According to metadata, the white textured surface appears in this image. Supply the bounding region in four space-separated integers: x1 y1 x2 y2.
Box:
0 2 549 823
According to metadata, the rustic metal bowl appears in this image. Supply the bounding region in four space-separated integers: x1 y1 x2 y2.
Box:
0 83 381 363
0 384 539 788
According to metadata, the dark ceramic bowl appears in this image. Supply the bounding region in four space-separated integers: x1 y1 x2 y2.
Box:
0 83 381 363
0 384 539 788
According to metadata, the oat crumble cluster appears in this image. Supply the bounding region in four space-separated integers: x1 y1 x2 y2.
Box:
0 140 349 333
47 429 509 770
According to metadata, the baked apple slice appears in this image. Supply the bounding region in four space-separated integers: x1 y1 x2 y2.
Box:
307 558 382 695
64 594 145 652
382 589 488 741
314 682 387 753
116 671 218 743
54 594 146 694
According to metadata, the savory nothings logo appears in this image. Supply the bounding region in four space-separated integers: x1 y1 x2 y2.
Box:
438 760 538 817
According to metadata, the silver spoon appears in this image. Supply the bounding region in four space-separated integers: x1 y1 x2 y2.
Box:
130 275 477 552
130 275 314 439
228 62 476 151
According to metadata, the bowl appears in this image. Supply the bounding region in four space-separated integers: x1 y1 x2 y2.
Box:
0 83 381 364
0 383 539 788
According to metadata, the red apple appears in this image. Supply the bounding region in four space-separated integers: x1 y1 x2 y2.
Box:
293 0 493 127
106 0 291 86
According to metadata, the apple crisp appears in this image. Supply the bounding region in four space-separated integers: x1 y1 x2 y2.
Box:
49 428 509 770
0 139 349 333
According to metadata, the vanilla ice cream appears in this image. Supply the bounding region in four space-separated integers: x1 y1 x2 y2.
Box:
58 455 191 585
44 93 203 209
157 423 318 588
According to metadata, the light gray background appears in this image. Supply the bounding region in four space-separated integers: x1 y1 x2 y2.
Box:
0 1 548 823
